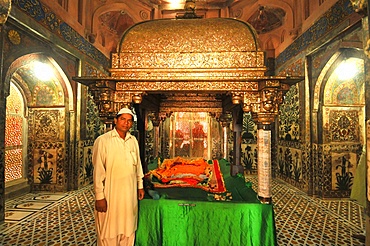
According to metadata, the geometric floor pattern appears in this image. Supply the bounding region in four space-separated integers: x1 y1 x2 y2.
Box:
275 185 365 245
247 177 366 246
0 176 366 245
0 186 96 246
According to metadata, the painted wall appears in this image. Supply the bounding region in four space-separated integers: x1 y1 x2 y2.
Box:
274 0 365 198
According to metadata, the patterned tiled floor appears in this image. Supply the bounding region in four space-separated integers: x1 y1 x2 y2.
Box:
0 177 366 245
267 178 366 246
0 186 96 245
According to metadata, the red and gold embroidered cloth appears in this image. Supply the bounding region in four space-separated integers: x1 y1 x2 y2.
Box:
146 157 226 193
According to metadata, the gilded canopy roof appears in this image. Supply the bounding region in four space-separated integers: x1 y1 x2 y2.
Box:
117 18 260 53
73 17 303 121
110 18 266 79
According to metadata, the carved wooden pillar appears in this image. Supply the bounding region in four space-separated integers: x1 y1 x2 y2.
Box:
230 93 245 175
231 108 244 175
149 112 161 159
159 112 171 160
219 112 232 160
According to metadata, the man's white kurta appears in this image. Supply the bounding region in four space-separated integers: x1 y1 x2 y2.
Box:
93 129 144 240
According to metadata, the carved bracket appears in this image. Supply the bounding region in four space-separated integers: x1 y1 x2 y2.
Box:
148 112 161 127
89 82 146 119
76 76 302 124
232 80 289 124
350 0 367 14
218 111 233 127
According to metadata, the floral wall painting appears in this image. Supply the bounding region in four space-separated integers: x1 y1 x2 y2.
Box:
241 144 257 174
331 152 356 190
327 110 360 142
33 149 57 184
242 112 257 141
80 147 93 184
32 110 61 141
277 146 302 183
278 85 300 141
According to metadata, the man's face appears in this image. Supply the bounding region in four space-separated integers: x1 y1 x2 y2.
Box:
114 113 133 133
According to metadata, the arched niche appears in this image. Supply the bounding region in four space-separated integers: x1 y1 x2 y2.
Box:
313 48 365 197
4 53 76 193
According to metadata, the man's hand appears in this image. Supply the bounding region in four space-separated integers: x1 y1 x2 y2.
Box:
138 189 145 200
95 198 107 212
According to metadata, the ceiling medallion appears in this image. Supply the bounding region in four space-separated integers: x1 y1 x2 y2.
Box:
0 0 10 24
8 29 20 45
232 8 243 19
140 10 149 20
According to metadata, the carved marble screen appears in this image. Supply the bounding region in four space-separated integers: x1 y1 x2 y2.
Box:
5 82 25 182
171 112 210 159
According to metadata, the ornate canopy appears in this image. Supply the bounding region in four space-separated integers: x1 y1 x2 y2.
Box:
117 18 260 53
110 18 265 81
74 17 302 124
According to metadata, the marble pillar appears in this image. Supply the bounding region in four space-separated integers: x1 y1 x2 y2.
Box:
222 126 228 159
257 124 272 204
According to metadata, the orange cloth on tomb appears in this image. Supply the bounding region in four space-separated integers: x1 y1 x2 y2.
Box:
146 157 226 193
150 157 210 184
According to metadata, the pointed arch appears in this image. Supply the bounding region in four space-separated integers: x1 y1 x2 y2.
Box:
4 53 75 193
5 53 74 111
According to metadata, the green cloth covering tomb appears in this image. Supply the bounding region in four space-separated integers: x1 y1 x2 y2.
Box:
136 159 276 246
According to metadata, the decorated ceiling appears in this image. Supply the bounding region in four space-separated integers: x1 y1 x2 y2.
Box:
87 0 290 57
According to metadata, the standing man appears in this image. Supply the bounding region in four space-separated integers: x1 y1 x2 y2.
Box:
93 108 145 246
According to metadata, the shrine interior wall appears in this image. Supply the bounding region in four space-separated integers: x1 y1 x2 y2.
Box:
2 10 107 198
274 2 365 198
